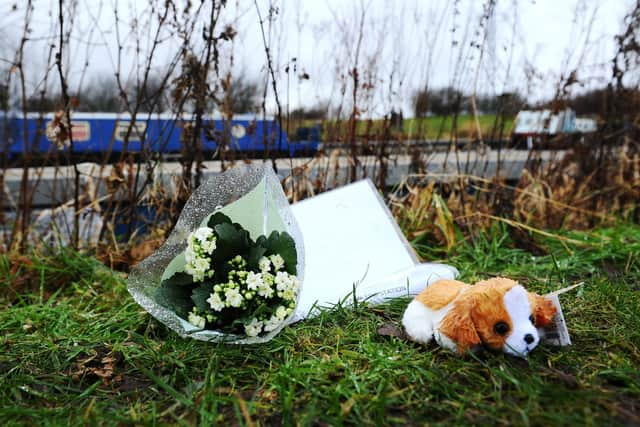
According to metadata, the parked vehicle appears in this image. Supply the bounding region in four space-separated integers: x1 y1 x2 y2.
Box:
511 108 598 148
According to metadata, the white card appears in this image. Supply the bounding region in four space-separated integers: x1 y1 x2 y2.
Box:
289 179 458 321
541 294 572 346
541 283 583 346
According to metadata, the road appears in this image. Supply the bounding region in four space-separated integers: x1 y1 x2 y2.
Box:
2 149 566 208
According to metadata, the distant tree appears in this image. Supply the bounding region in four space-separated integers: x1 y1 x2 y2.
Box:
413 89 430 118
570 88 607 115
613 0 640 91
496 92 526 116
290 103 328 120
413 86 465 116
74 77 123 112
611 2 640 118
173 57 259 115
221 75 259 114
475 94 499 114
390 109 403 131
25 92 59 112
135 77 169 113
134 75 170 113
19 75 172 114
171 53 211 114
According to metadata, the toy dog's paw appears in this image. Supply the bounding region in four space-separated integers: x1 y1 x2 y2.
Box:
402 300 435 345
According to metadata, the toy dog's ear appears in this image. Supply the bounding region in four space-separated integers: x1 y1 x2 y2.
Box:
530 294 557 327
439 300 481 354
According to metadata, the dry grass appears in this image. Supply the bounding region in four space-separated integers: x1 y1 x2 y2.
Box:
390 133 639 257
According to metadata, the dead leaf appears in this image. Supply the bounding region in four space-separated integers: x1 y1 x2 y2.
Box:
69 347 124 385
377 323 407 339
88 356 117 379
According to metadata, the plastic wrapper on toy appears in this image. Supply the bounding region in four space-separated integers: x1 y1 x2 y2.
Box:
127 163 305 344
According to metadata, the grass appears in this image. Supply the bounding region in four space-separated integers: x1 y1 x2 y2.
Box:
0 223 639 426
295 114 515 142
403 115 515 140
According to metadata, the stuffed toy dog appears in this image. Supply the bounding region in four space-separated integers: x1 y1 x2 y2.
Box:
402 277 557 357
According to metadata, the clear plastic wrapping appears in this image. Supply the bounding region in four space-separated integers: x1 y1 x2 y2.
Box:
127 163 304 343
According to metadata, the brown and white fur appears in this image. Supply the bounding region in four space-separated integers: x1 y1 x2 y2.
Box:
402 277 556 357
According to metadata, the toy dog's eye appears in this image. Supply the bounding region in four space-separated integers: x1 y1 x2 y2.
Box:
529 315 535 325
493 321 509 335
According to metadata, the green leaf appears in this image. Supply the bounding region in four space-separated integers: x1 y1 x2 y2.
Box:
160 253 193 286
212 223 250 261
156 281 193 319
264 231 297 274
191 284 213 313
250 301 276 319
247 244 268 270
206 212 232 229
230 317 250 330
164 272 193 287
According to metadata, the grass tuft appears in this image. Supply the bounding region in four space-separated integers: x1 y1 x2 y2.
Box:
1 224 639 425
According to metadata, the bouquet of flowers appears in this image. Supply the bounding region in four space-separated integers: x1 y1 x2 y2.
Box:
158 212 299 337
127 163 304 343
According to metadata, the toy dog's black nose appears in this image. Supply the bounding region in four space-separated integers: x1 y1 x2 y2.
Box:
524 334 535 344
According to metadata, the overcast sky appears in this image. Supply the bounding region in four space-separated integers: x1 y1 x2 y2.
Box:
0 0 634 116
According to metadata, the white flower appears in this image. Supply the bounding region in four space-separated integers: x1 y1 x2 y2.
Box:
183 228 217 282
275 271 292 292
185 264 205 282
269 254 285 271
184 246 196 264
194 257 210 272
186 226 216 259
289 275 299 293
206 292 225 311
257 282 274 298
263 315 283 332
244 318 263 337
225 288 244 308
246 272 262 291
282 288 296 301
275 305 289 320
188 311 206 328
185 255 212 283
258 257 271 273
274 272 299 299
200 238 217 255
194 226 214 242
